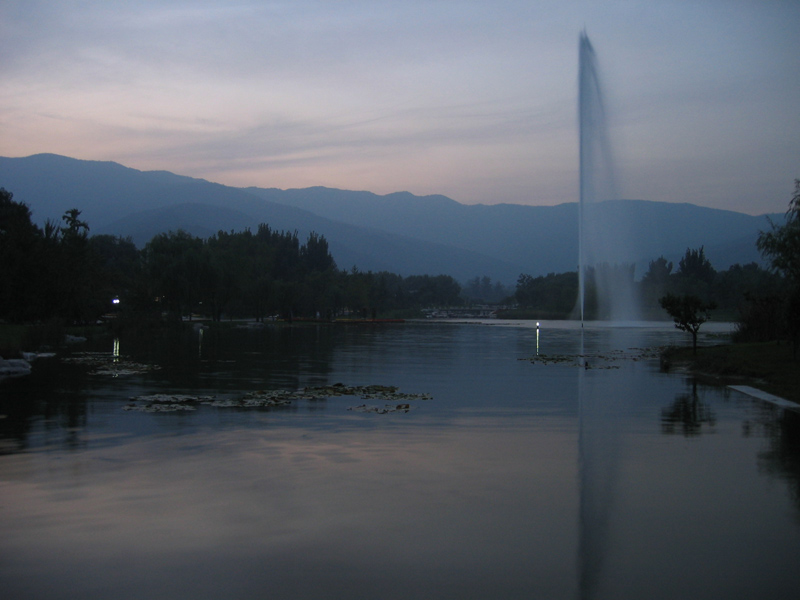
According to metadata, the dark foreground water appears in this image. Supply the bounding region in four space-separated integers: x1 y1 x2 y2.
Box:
1 320 798 600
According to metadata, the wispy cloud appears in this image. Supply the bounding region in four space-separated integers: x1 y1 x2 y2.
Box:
1 1 798 213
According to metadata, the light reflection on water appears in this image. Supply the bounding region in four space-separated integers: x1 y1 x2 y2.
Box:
1 320 799 600
1 421 579 599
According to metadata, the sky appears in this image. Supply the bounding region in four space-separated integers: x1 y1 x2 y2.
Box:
1 0 798 215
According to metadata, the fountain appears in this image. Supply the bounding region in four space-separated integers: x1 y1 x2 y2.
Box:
577 32 638 599
578 31 640 322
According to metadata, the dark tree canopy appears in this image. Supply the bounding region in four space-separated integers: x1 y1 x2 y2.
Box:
755 179 800 355
758 179 800 283
659 293 717 354
678 246 716 284
0 187 466 325
1 189 102 322
641 256 673 287
515 271 578 318
2 183 795 335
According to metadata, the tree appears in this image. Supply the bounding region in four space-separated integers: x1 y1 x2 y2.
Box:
757 179 800 356
61 208 89 241
678 246 715 284
659 293 717 354
642 256 673 287
515 271 577 317
88 234 141 316
300 231 336 274
0 188 46 321
463 276 511 304
142 230 206 321
758 179 800 282
56 208 97 322
641 256 673 306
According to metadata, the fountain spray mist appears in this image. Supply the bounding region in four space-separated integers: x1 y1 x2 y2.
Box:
577 32 641 599
578 31 641 322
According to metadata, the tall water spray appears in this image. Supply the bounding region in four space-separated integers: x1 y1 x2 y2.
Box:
577 32 638 599
578 32 640 322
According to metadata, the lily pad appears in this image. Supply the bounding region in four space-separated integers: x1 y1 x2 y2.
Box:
122 384 432 413
520 346 664 369
63 352 160 376
348 403 412 414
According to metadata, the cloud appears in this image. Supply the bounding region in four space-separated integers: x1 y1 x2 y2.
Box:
1 1 799 213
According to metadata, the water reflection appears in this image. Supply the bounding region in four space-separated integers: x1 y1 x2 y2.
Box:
577 325 629 600
661 380 717 436
748 404 800 517
1 324 343 452
1 321 799 599
0 357 89 454
0 421 580 600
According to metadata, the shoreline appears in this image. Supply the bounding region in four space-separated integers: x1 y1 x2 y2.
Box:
661 342 799 406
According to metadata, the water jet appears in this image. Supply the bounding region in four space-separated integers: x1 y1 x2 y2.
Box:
578 31 640 323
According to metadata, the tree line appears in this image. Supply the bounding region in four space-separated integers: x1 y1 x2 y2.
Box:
514 179 800 352
0 188 463 324
514 247 786 320
3 179 797 347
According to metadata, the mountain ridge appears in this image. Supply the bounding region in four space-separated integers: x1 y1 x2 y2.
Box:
0 153 775 284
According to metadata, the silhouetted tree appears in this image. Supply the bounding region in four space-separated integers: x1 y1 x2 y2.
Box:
463 275 510 303
0 188 46 321
641 256 673 309
734 292 787 343
659 293 717 354
758 180 800 282
757 179 800 356
515 271 578 317
678 246 716 284
88 234 141 315
669 246 716 306
57 208 100 322
142 231 206 321
300 231 336 274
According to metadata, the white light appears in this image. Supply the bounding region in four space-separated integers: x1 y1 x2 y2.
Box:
112 298 120 305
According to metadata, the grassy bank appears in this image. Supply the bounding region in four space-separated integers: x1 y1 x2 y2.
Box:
661 341 800 404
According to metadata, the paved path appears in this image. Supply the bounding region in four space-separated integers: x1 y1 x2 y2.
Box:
729 385 798 410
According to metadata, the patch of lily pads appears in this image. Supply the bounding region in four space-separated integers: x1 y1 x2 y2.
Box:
63 352 160 376
521 347 662 369
348 403 412 414
123 383 432 413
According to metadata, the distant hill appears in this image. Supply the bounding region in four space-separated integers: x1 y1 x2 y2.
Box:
0 153 776 284
245 187 774 277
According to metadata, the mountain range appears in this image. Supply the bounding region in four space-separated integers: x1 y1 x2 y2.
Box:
0 153 777 284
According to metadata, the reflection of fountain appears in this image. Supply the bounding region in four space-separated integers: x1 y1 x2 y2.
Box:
578 31 640 322
577 328 623 599
577 325 644 599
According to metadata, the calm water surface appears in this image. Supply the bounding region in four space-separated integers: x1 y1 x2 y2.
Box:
1 320 798 599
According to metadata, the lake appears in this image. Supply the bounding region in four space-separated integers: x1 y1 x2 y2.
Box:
1 320 798 600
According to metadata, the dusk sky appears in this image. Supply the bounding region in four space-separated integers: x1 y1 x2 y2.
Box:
1 0 798 215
